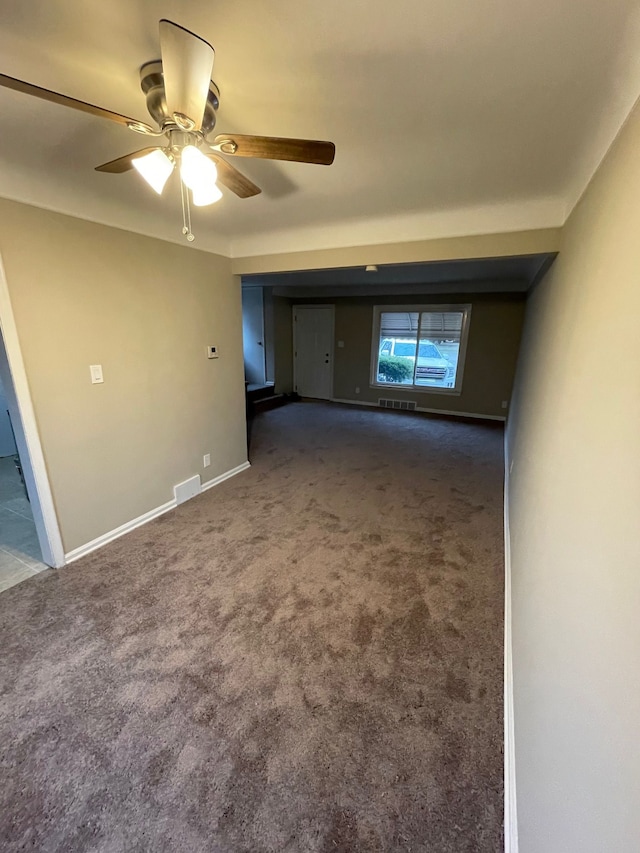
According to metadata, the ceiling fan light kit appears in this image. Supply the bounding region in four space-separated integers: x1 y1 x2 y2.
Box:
180 144 219 198
0 19 336 243
131 149 174 194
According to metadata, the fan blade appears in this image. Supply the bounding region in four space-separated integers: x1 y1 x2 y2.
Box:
95 148 161 173
160 19 214 130
211 134 335 165
0 72 149 129
205 153 261 198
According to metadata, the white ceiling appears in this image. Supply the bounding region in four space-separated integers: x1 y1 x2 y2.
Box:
1 1 640 259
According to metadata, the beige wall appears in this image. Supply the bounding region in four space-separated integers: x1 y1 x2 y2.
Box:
263 287 275 384
506 103 640 848
232 228 561 275
293 293 525 417
262 287 293 393
272 295 293 394
0 198 247 554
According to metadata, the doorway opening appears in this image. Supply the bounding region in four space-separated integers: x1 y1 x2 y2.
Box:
0 335 48 590
242 285 281 444
242 286 268 389
0 255 64 590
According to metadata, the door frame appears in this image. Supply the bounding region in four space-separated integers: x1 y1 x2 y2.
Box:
292 304 335 400
0 253 65 568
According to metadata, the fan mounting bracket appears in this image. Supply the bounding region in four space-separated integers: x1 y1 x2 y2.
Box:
165 128 204 152
139 60 220 136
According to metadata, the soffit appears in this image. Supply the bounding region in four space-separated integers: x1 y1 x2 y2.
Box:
242 253 554 296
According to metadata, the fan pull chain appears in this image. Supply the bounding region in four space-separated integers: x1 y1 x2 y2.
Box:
180 178 195 242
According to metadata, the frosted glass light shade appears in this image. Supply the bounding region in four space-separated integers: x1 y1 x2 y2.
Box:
180 145 217 188
180 145 221 205
132 149 174 194
192 182 223 206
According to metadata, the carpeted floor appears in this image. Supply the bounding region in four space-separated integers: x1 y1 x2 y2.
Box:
0 402 504 852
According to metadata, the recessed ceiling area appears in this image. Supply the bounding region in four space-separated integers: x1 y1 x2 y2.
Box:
0 1 639 257
242 253 556 297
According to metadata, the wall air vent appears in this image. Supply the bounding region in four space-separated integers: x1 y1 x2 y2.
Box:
378 398 417 411
174 475 201 505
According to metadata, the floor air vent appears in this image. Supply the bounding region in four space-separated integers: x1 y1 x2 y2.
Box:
378 398 417 411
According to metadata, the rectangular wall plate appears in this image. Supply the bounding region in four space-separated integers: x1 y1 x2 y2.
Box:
90 364 104 384
207 346 219 359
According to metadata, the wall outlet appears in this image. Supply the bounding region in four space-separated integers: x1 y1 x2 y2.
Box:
501 400 508 409
207 346 218 359
355 386 360 394
203 453 211 467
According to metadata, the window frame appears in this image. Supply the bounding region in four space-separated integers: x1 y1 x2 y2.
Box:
369 304 472 396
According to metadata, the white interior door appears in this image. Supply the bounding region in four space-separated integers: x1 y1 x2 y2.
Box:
294 306 334 399
241 287 266 385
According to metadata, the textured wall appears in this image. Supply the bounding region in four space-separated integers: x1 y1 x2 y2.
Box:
0 198 247 553
507 102 640 849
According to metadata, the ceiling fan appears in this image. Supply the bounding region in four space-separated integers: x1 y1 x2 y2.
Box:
0 19 336 241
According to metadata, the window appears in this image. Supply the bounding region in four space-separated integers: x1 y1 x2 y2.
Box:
371 305 472 394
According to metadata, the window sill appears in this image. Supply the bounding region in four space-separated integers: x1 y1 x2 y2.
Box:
370 383 462 396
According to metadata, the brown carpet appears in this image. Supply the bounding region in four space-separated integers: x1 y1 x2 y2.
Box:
0 402 504 852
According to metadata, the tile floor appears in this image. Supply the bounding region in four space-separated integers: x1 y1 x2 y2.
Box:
0 455 48 592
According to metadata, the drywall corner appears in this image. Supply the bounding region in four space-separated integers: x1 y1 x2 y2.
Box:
504 432 518 853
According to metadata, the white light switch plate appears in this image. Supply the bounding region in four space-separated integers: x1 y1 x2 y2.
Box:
90 364 104 384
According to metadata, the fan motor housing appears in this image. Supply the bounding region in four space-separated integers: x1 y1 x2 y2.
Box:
139 60 220 135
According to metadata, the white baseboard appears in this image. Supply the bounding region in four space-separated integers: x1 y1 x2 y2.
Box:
418 404 505 421
64 499 176 563
201 460 251 492
65 460 251 564
331 397 506 422
331 397 378 407
504 435 519 853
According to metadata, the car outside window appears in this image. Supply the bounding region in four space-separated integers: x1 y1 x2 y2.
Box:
393 342 417 357
418 343 441 359
372 305 472 394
